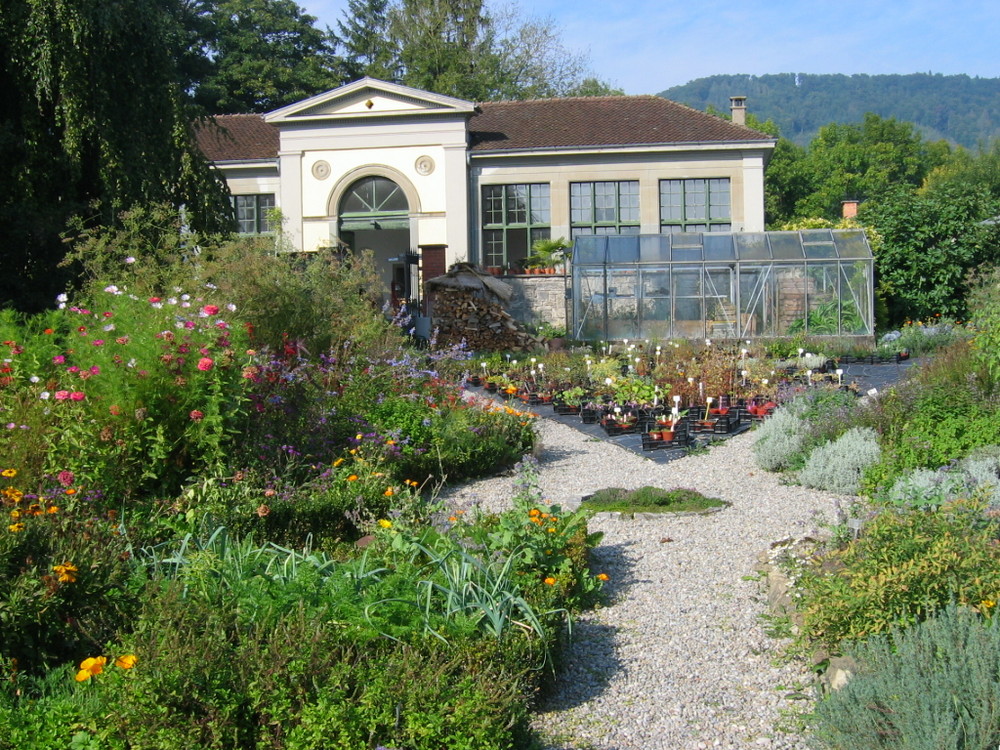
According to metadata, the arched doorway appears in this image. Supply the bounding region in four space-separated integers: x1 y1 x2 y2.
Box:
338 176 410 307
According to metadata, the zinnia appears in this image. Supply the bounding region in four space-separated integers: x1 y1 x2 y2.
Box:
54 391 70 401
189 410 204 421
202 304 220 316
197 357 214 371
69 391 86 401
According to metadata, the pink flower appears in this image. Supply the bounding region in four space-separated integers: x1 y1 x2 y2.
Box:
53 355 65 364
189 410 204 421
69 391 85 401
54 391 70 401
57 470 75 487
67 366 80 374
92 339 104 346
183 321 196 330
197 357 214 371
89 365 100 374
202 305 220 316
148 297 161 303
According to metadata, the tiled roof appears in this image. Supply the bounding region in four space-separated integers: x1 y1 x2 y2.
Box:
195 114 278 162
193 96 772 162
469 96 771 151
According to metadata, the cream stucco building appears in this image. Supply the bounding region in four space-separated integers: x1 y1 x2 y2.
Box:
197 77 776 307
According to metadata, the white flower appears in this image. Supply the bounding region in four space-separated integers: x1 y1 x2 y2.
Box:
56 293 68 303
39 391 50 400
181 294 190 301
226 303 236 312
124 256 136 264
103 323 115 332
29 376 39 383
104 285 119 294
167 297 178 305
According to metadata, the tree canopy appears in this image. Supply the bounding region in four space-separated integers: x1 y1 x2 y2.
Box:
0 0 230 311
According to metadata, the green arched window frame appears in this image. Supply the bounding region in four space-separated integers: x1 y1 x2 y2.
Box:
339 176 409 231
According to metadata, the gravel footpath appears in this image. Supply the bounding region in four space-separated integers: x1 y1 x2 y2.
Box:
439 415 839 750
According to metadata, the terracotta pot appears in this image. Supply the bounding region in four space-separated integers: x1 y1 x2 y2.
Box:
648 430 662 441
487 266 502 276
662 430 675 442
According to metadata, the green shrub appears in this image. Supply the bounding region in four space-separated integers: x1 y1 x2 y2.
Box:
798 500 1000 648
797 427 881 495
812 604 1000 750
580 486 726 514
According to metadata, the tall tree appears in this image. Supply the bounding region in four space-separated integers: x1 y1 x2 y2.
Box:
196 0 346 113
0 0 231 311
794 113 949 220
860 183 1000 325
337 0 399 81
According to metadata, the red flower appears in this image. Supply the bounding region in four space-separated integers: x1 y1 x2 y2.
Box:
189 410 204 421
197 357 214 371
202 305 220 316
69 391 85 401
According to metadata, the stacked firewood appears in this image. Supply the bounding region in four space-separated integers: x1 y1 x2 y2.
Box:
431 288 542 351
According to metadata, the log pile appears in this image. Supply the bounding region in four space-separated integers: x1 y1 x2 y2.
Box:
431 288 542 351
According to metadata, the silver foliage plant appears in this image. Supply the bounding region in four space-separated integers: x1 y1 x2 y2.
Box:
797 427 881 495
751 408 808 472
884 446 1000 509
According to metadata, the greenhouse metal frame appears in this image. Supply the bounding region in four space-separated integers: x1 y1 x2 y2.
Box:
570 230 874 341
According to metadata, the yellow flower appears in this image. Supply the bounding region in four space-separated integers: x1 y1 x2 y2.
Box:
333 457 345 467
75 656 106 682
378 519 392 529
543 577 556 585
355 433 363 440
9 510 19 519
53 562 78 583
547 527 556 533
0 469 15 478
7 523 23 533
47 505 59 514
982 599 996 611
597 573 610 581
383 487 394 497
114 654 137 670
448 515 458 522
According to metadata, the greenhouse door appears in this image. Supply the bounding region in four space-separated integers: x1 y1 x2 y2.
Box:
705 267 737 339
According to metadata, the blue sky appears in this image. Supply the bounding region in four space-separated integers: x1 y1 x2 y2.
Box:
300 0 999 94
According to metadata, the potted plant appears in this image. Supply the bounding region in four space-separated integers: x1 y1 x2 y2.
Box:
524 237 572 274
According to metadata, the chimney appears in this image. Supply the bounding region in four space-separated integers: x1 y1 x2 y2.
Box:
729 96 747 126
841 199 859 219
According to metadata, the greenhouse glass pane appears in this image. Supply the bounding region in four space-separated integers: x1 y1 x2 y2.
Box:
840 261 872 334
641 269 670 297
735 233 770 260
801 229 834 243
775 265 808 335
573 235 606 264
607 235 639 262
739 265 770 337
805 264 841 334
834 230 873 258
607 268 639 339
640 234 671 262
803 242 837 259
671 267 704 338
704 233 735 260
770 232 805 259
573 268 607 340
671 232 703 262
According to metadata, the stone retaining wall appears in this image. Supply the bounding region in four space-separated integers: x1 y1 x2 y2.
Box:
503 274 569 330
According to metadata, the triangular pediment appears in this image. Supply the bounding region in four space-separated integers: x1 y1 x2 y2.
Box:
264 78 476 124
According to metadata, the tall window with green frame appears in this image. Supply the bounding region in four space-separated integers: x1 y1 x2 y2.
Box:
659 178 731 233
481 184 550 270
233 194 276 234
570 181 640 237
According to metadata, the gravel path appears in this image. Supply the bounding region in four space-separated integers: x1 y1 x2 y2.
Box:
439 415 840 750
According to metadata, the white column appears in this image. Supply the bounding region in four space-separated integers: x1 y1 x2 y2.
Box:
278 150 303 250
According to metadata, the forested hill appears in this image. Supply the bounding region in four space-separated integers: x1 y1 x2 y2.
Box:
659 73 1000 148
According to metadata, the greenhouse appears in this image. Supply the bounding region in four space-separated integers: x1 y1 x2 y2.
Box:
570 230 874 341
